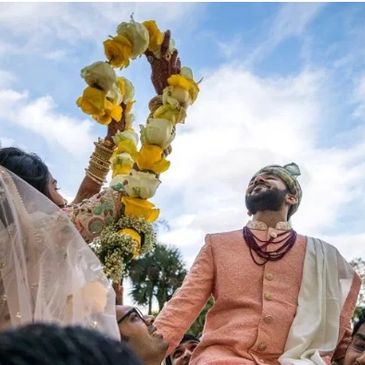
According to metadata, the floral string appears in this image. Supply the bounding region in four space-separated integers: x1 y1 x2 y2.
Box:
77 16 199 282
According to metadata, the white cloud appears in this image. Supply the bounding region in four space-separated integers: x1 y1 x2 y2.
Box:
0 3 202 57
155 64 365 264
0 70 16 88
245 3 323 67
0 88 96 156
217 35 243 59
326 233 365 262
0 137 15 148
353 74 365 119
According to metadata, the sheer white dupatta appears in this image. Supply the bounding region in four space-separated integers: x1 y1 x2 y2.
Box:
0 167 119 339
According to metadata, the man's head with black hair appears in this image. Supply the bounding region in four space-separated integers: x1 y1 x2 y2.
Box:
165 333 200 365
343 309 365 365
117 305 168 365
0 323 143 365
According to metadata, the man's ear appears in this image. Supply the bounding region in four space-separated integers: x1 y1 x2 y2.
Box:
286 194 298 206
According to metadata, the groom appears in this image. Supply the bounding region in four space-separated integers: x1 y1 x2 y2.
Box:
154 163 360 365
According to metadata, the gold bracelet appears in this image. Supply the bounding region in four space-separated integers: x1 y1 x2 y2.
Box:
87 174 103 185
88 164 108 179
90 152 111 167
85 168 104 185
91 152 111 167
95 138 114 153
98 137 114 148
103 138 114 148
89 160 110 173
94 146 113 162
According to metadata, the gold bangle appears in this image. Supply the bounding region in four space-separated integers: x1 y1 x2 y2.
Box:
87 173 103 185
87 162 108 177
94 147 113 162
90 153 111 167
95 138 114 153
88 154 110 173
88 164 108 179
102 138 114 147
85 169 104 185
89 160 110 173
98 137 114 148
91 153 111 166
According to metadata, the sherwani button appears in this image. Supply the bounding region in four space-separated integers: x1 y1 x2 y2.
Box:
269 230 277 239
265 273 274 281
257 342 267 351
263 315 273 323
264 293 272 301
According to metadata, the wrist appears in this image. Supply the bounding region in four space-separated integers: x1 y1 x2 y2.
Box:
104 135 115 146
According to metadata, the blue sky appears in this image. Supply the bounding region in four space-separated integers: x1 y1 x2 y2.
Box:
1 3 365 276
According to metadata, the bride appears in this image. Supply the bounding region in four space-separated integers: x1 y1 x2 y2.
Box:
0 166 119 339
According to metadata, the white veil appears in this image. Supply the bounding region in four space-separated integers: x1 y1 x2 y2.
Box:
0 167 120 339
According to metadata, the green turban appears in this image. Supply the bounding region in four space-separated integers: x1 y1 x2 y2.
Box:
251 162 302 218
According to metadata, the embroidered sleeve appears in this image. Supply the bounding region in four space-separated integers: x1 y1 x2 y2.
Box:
64 188 121 243
154 235 215 356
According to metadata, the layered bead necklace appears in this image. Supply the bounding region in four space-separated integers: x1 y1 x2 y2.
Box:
242 226 297 265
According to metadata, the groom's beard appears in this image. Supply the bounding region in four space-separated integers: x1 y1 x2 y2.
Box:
245 187 288 215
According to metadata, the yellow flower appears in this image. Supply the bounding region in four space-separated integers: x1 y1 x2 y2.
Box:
110 173 129 190
143 20 164 55
135 145 170 174
103 35 132 68
81 61 116 94
76 87 106 116
115 139 138 157
122 196 160 222
125 101 134 113
168 74 199 103
163 86 191 108
125 113 135 130
93 100 122 125
107 83 123 105
112 164 132 177
124 170 161 199
141 118 175 149
118 228 142 258
117 77 135 103
110 151 134 178
116 17 149 58
153 104 186 124
112 129 138 148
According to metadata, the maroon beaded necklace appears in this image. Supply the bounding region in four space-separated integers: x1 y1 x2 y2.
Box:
242 226 297 265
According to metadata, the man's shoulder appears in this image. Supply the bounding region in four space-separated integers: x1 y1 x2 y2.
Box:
305 235 337 250
305 235 350 262
205 229 242 246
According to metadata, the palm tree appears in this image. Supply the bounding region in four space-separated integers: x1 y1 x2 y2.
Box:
129 243 187 314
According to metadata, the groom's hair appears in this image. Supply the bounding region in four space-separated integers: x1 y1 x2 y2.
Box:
0 323 143 365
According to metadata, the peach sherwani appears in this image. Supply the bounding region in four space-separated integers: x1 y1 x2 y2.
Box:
155 223 360 365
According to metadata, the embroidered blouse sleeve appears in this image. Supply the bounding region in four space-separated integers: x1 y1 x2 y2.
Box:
154 234 215 356
63 188 121 243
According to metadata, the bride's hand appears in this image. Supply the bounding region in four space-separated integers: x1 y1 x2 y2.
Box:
113 281 124 305
145 30 181 95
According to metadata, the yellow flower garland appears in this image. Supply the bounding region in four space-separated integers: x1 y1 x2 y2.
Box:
77 17 199 281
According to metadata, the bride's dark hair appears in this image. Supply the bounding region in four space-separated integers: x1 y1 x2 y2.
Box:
0 147 50 197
